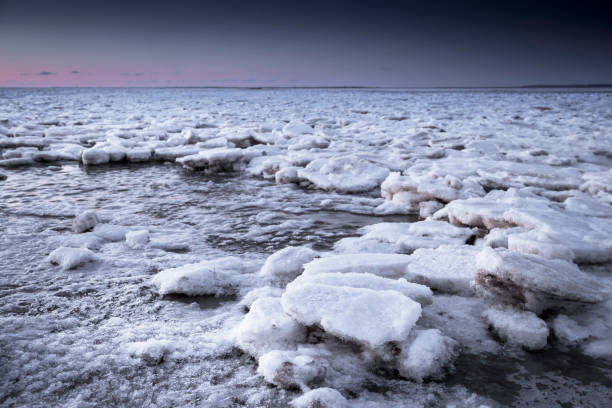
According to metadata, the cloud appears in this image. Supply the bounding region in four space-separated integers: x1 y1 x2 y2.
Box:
71 70 80 74
39 71 54 75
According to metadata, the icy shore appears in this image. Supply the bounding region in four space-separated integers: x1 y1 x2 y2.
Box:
1 88 611 407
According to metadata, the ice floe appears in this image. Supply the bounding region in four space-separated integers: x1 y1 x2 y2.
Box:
47 247 96 270
281 283 421 349
475 247 606 312
151 257 252 296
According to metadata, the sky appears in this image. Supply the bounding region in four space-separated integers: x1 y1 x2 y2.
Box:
1 0 611 87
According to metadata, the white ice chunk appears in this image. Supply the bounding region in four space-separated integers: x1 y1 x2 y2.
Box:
176 147 259 171
72 209 100 233
151 256 245 296
292 388 347 408
361 220 474 252
552 314 591 344
475 247 605 311
483 227 528 248
125 148 152 162
92 224 131 242
483 307 549 350
303 253 412 279
238 286 284 310
282 121 314 137
398 329 458 381
583 339 612 358
125 339 174 365
125 229 150 249
507 230 575 261
81 148 110 165
297 156 390 193
258 350 326 390
291 272 432 305
333 237 401 254
405 245 478 295
235 297 306 358
259 246 319 282
48 247 95 270
281 283 421 349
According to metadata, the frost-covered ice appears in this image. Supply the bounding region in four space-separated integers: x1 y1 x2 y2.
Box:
475 247 605 312
292 387 348 408
1 88 611 407
152 256 254 296
259 245 319 283
281 283 422 349
47 246 96 270
404 245 478 295
398 329 459 381
235 297 306 357
483 308 549 350
290 272 433 305
302 253 413 278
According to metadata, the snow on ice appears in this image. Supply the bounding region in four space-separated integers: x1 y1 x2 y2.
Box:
1 88 611 407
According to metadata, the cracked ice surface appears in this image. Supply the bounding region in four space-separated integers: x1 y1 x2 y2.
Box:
1 88 612 407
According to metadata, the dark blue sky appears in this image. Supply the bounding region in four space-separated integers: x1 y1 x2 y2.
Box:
1 0 611 86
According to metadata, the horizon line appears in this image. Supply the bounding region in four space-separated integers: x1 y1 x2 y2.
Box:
1 83 612 90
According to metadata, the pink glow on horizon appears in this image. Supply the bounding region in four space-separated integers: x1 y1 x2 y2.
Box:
0 62 295 87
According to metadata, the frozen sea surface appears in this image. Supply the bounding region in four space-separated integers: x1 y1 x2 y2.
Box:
1 88 611 407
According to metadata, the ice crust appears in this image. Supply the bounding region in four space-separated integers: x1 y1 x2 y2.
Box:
360 220 474 252
475 247 605 311
292 388 348 408
296 155 390 193
151 257 250 296
398 329 459 381
47 247 96 270
404 245 478 295
2 88 611 407
235 297 306 358
290 272 433 306
302 253 413 279
483 308 549 350
259 246 319 283
281 283 422 349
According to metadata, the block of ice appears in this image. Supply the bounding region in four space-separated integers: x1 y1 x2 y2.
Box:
72 210 100 233
238 286 284 310
398 329 458 381
257 350 326 390
81 148 110 165
292 388 347 408
281 283 421 349
48 247 95 270
151 256 245 296
92 224 131 242
475 247 605 311
296 156 390 193
333 237 401 254
176 147 257 171
405 245 478 295
125 339 174 365
552 314 591 344
125 229 150 249
361 220 474 252
303 253 412 279
235 297 306 357
483 307 549 350
282 121 314 137
290 272 432 305
259 246 319 282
